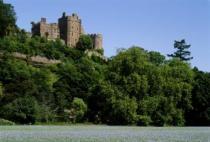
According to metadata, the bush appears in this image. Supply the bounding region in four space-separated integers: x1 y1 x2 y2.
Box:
0 96 39 124
0 118 15 125
76 35 93 51
137 115 152 126
109 95 138 125
65 98 87 123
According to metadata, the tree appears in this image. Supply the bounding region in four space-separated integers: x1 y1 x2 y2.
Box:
186 68 210 126
88 81 113 123
149 51 165 66
109 94 138 125
67 98 87 123
160 59 194 125
168 39 193 61
0 0 17 37
108 46 149 77
76 35 93 51
0 96 39 124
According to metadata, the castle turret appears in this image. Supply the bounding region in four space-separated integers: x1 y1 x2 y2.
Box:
89 34 103 49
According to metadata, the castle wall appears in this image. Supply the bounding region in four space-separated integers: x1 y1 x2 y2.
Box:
40 18 59 40
31 13 103 50
32 18 59 40
46 23 59 40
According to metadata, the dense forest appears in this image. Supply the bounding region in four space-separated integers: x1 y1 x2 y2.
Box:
0 0 209 126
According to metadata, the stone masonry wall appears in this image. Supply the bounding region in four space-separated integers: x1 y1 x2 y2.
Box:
31 12 102 49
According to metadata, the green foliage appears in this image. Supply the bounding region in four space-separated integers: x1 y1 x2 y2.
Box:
108 47 149 77
0 35 81 60
106 47 194 126
0 1 208 126
0 118 15 125
168 39 193 61
89 82 138 125
137 115 152 126
0 43 204 126
0 96 39 124
125 73 149 100
0 0 17 37
69 98 87 123
0 82 3 96
88 82 113 123
149 51 165 65
76 35 93 51
186 68 210 126
109 94 138 125
0 30 207 126
36 104 56 123
95 49 104 55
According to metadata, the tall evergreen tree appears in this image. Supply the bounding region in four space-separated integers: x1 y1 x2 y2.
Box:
168 39 193 61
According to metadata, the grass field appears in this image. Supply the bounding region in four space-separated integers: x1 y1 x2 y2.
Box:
0 126 209 142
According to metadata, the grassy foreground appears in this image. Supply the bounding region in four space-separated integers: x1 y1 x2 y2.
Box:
0 126 209 142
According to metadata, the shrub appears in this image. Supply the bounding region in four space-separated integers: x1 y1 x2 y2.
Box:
76 35 93 51
0 96 39 124
0 118 15 125
65 98 87 123
137 115 152 126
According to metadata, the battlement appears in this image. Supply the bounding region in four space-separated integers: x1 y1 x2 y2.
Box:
41 18 46 23
31 12 103 49
61 13 81 21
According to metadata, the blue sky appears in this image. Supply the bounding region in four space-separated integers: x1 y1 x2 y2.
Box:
5 0 210 71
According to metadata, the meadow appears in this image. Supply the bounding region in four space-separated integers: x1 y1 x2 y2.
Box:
0 126 209 142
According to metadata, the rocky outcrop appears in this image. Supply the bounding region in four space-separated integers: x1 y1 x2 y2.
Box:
0 52 61 64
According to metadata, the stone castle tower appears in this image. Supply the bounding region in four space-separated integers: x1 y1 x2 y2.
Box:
31 12 102 49
89 34 103 50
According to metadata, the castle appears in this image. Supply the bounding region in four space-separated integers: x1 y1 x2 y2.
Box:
31 12 103 49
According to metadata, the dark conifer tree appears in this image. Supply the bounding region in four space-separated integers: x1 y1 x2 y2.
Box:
168 39 193 61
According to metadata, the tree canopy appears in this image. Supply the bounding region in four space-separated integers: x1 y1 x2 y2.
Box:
0 0 17 37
